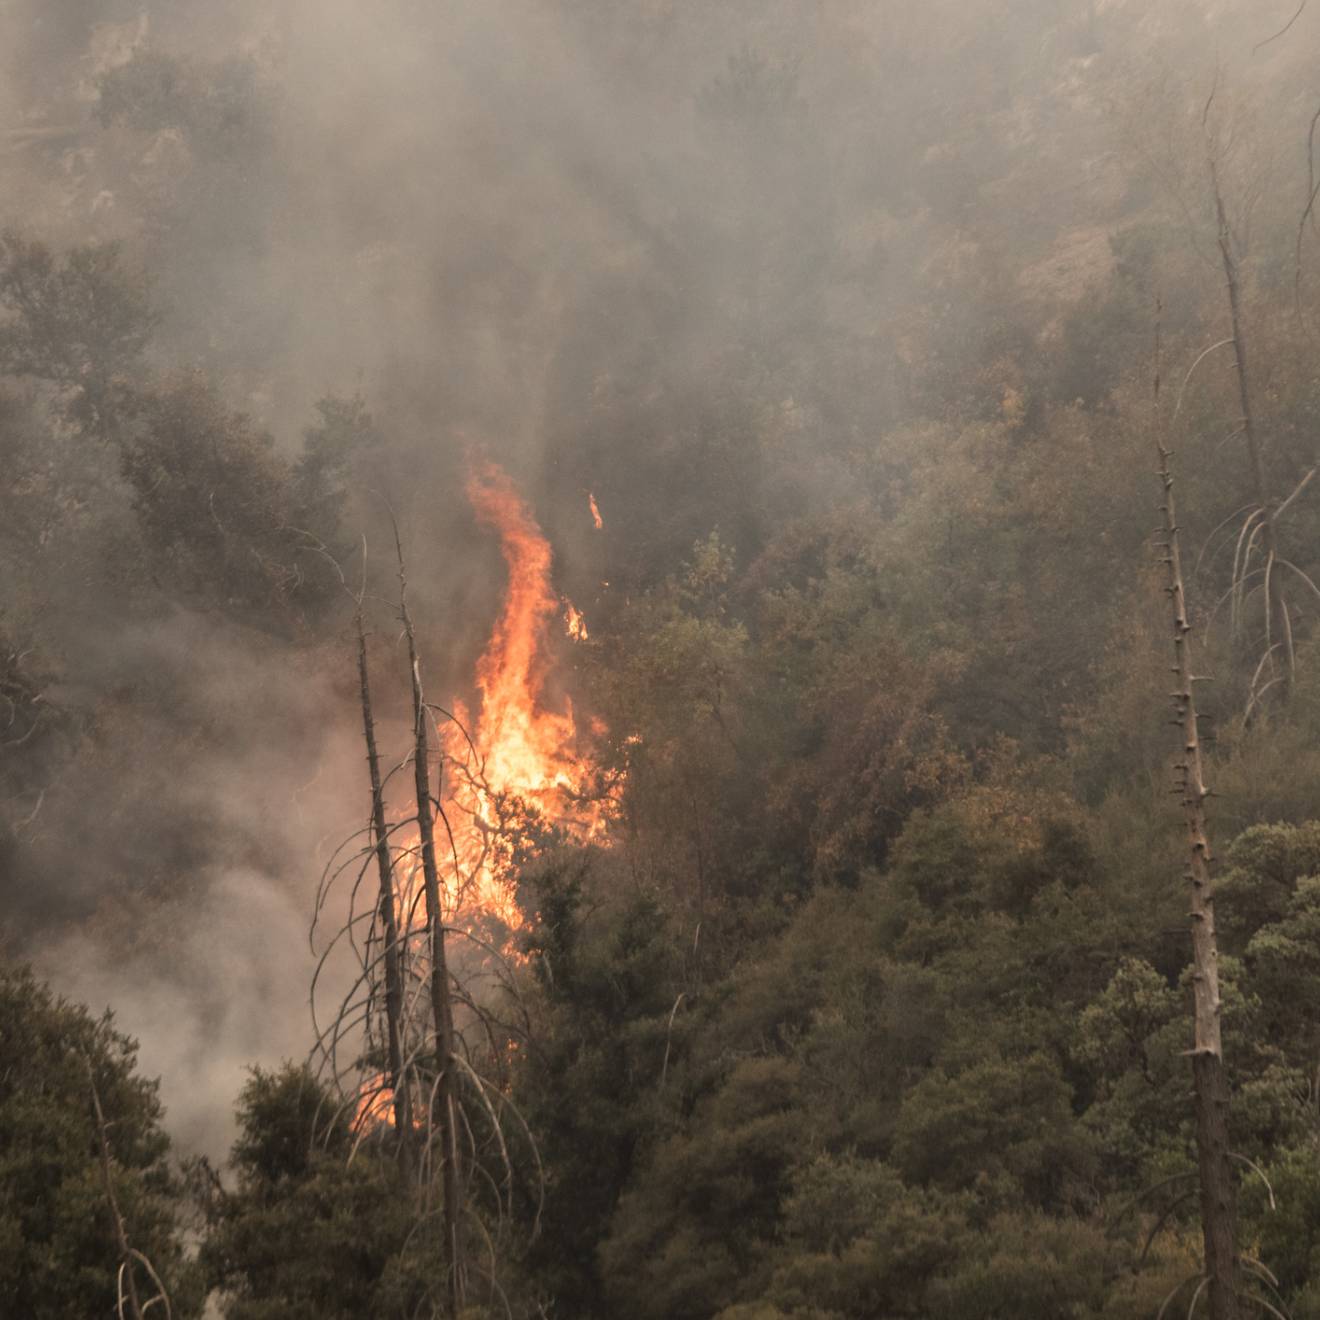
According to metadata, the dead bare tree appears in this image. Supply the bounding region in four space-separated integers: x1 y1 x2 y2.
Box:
393 526 466 1319
355 570 415 1174
1136 74 1319 716
1154 447 1239 1318
307 526 546 1317
1153 304 1295 1320
84 1055 173 1320
1291 102 1320 336
303 534 424 1173
1196 84 1320 714
1205 141 1294 705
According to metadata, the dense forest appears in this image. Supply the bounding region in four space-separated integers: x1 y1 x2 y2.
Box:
7 1 1320 1316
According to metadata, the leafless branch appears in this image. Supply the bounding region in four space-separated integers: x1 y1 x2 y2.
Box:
1252 0 1307 55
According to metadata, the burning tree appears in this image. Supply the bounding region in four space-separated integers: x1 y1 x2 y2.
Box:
309 462 612 1316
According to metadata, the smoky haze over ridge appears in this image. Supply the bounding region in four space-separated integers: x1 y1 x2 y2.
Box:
1 0 1317 1158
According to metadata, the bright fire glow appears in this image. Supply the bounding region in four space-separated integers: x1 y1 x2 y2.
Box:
564 600 588 641
588 491 603 530
354 1077 398 1128
398 463 609 934
397 461 608 929
455 461 608 852
356 462 610 1128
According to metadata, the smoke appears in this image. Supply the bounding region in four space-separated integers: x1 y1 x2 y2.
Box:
33 867 313 1158
16 607 365 1155
4 0 1320 1157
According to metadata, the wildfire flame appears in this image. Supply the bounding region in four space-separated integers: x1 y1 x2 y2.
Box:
354 462 610 1127
394 462 607 937
354 1077 399 1129
588 491 603 530
457 461 606 835
564 600 588 642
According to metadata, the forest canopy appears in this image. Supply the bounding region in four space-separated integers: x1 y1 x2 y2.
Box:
5 2 1320 1317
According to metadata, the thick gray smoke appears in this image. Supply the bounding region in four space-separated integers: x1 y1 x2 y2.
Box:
3 0 1317 1156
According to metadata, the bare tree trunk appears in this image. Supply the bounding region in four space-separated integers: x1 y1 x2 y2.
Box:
1209 155 1294 696
1154 307 1241 1320
87 1059 145 1320
356 607 414 1177
395 547 465 1318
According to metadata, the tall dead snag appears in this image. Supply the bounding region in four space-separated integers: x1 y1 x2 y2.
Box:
1203 98 1299 706
306 531 541 1315
395 538 465 1319
1154 309 1241 1320
356 598 415 1175
85 1056 172 1320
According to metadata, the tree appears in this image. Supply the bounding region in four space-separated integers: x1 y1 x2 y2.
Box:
1152 312 1240 1317
1204 122 1299 708
119 375 346 625
199 1065 430 1320
0 230 155 437
0 966 202 1318
354 579 414 1167
309 525 546 1318
397 534 466 1317
510 858 683 1317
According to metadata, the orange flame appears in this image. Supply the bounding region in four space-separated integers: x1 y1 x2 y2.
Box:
459 462 605 838
393 463 609 933
564 600 588 642
588 491 603 530
354 1075 400 1128
356 463 612 1129
406 464 609 929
